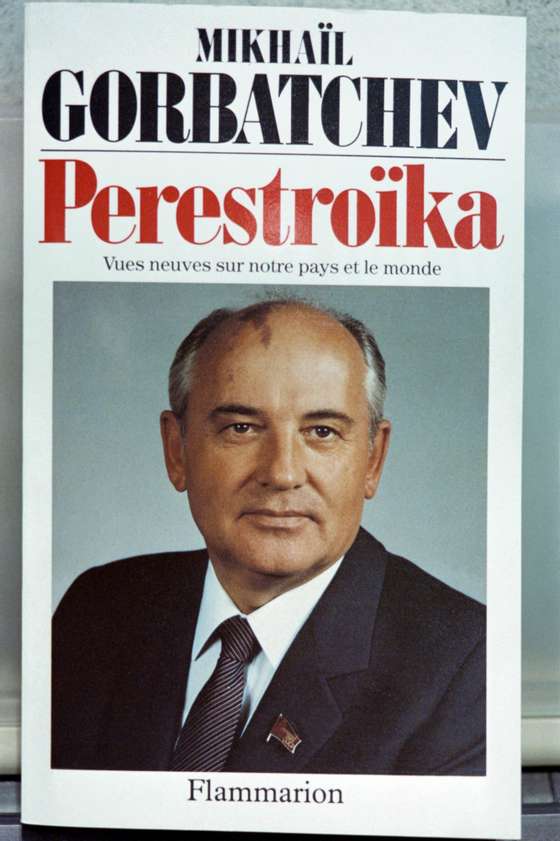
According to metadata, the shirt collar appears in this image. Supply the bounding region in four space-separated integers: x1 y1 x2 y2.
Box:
192 563 241 658
194 557 344 668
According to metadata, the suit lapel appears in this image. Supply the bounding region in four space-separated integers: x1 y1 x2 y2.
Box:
225 618 341 772
101 552 208 770
226 529 387 772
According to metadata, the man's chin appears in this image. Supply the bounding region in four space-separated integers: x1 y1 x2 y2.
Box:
208 530 340 611
226 532 334 583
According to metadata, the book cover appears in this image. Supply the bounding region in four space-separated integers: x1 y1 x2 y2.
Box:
22 3 525 836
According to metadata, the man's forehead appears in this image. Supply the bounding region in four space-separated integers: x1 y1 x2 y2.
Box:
182 306 371 425
202 305 358 359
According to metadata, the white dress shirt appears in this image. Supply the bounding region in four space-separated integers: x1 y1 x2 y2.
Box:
182 557 343 732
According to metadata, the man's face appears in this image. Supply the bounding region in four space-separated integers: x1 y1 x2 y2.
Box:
161 307 390 605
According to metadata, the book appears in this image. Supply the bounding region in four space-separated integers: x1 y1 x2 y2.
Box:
22 3 525 837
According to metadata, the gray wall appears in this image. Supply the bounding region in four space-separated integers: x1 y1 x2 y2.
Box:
53 283 488 607
522 122 560 718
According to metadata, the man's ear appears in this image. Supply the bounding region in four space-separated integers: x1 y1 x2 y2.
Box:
364 419 391 500
160 410 188 492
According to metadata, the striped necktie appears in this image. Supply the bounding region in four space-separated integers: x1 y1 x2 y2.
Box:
171 615 259 771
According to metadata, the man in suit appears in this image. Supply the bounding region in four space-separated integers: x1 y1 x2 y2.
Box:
52 299 485 774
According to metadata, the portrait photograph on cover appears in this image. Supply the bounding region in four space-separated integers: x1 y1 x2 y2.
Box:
51 281 488 778
21 3 524 835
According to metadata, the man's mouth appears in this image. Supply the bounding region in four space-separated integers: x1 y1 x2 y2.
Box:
241 508 316 529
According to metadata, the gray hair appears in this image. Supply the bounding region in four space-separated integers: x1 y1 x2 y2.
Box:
168 298 387 438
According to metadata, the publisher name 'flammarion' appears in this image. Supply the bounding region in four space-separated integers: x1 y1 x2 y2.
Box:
186 777 343 804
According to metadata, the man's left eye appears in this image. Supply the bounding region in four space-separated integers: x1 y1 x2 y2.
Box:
311 426 336 439
230 423 252 434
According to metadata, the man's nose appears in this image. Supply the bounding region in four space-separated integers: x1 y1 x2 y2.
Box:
255 430 306 490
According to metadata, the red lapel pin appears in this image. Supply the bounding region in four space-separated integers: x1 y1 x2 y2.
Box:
266 713 302 754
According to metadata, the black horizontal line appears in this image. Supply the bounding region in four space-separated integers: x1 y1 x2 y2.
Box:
39 148 505 162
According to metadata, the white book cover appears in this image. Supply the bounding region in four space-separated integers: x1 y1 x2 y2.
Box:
22 3 525 837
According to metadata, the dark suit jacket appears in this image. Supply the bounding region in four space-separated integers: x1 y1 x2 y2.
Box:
52 528 485 774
